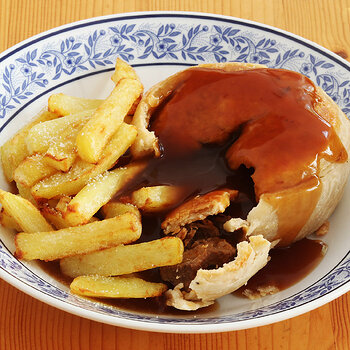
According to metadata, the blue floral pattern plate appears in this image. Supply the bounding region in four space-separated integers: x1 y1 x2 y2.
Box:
0 12 350 333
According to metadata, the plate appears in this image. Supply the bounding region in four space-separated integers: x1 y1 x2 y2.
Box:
1 11 350 333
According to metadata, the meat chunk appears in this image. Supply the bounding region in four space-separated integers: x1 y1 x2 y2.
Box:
160 237 236 290
161 189 238 235
176 219 220 247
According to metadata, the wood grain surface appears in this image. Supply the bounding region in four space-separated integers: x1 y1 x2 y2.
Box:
1 0 350 349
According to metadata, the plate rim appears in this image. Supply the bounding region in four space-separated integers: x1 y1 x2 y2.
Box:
1 10 350 333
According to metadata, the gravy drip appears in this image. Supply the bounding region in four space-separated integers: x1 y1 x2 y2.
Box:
149 67 347 244
237 238 326 295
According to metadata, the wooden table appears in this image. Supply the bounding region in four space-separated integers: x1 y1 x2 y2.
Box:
1 0 350 349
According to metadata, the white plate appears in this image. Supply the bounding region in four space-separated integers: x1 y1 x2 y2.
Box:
1 11 350 333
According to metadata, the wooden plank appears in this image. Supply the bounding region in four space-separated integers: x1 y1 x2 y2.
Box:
0 0 349 349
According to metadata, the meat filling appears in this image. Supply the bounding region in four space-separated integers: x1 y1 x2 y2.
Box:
160 236 236 290
175 219 220 247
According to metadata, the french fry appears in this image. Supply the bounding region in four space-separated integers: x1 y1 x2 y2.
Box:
31 123 137 199
42 205 99 230
0 209 22 231
64 162 145 226
41 206 71 230
48 94 103 116
15 212 141 261
56 196 72 212
131 185 184 213
32 159 94 199
102 202 141 221
89 216 99 223
70 275 167 298
76 78 143 163
43 110 97 171
0 189 53 233
126 95 141 117
26 109 94 154
14 154 57 187
16 182 37 206
111 58 140 84
1 110 58 182
43 145 76 172
60 237 184 278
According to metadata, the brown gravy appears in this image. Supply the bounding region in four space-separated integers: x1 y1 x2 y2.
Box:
237 238 326 296
150 68 346 194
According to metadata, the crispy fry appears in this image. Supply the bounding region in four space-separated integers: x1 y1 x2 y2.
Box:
31 123 137 199
16 182 37 206
26 109 94 154
76 78 143 163
43 152 76 173
70 275 167 298
64 162 145 226
15 212 141 261
1 110 58 182
43 145 77 172
102 202 141 221
41 206 70 229
111 58 140 84
60 237 184 278
14 154 57 187
127 95 141 117
0 208 22 231
0 189 53 233
56 196 72 212
48 94 103 116
131 185 184 213
42 206 99 230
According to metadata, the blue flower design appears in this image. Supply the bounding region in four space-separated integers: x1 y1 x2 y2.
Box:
20 64 32 77
249 53 260 63
210 33 222 46
332 93 341 103
110 33 123 47
156 40 168 52
1 19 349 128
64 57 75 68
301 62 313 74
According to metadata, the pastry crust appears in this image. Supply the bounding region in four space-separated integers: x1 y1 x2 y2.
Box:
165 235 271 310
132 62 350 246
162 189 238 235
131 62 265 158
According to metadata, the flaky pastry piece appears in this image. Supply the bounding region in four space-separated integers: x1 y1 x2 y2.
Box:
162 189 238 235
165 235 271 310
132 62 350 246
